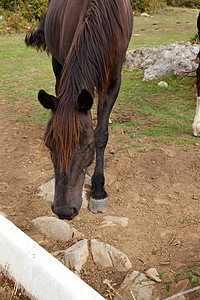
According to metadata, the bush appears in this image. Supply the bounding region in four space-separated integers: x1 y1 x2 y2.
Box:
0 10 30 32
0 0 47 21
130 0 166 13
166 0 200 8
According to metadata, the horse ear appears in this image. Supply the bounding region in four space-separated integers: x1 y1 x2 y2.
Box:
77 89 93 111
38 90 58 110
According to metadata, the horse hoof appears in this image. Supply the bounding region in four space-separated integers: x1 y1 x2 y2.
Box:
89 197 108 213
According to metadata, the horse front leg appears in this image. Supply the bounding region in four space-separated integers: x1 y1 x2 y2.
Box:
89 76 121 213
52 57 63 96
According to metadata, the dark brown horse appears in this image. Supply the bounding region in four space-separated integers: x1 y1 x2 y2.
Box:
26 0 133 220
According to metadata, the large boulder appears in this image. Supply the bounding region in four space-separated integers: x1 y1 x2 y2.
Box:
125 41 199 81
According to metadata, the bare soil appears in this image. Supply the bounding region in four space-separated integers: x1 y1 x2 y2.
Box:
0 98 200 300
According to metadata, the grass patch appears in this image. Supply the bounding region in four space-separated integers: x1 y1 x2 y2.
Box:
110 69 197 147
129 7 199 49
0 34 54 122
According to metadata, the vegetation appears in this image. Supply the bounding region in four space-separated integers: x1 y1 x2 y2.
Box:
166 0 200 9
103 267 200 299
130 0 166 13
0 0 199 33
0 0 47 21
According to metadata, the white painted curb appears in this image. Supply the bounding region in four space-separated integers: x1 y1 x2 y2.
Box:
0 214 105 300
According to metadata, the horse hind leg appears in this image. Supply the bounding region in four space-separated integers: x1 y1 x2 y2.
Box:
89 75 122 213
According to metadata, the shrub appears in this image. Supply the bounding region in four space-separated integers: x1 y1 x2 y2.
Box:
166 0 200 8
130 0 166 13
0 0 47 21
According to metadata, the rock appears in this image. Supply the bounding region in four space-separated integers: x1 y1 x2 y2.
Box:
37 178 55 202
141 13 150 17
125 41 199 81
64 239 89 272
158 81 168 88
145 268 162 282
32 216 83 241
109 149 115 154
101 216 128 227
37 174 91 208
115 271 155 300
109 246 132 272
91 239 113 268
90 239 132 272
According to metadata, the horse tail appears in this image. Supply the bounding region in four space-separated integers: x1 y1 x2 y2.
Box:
197 12 200 39
25 14 47 52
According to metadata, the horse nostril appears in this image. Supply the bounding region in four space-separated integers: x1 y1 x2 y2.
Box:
72 207 78 217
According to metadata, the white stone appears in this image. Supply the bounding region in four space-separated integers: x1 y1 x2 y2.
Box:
145 268 162 282
115 271 155 300
158 81 168 88
90 239 132 272
101 216 128 227
81 174 91 208
37 178 55 202
91 239 113 268
125 41 200 81
64 239 89 272
141 13 150 17
109 246 132 272
32 216 83 241
37 174 91 208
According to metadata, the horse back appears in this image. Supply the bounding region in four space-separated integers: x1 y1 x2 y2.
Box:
45 0 89 65
45 0 133 66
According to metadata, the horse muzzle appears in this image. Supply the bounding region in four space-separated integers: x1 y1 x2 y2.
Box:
51 203 79 220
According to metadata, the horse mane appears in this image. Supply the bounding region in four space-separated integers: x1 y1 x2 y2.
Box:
51 0 127 167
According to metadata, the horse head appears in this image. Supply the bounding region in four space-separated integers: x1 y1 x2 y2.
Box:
38 89 95 220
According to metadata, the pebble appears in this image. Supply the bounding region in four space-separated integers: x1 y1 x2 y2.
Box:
158 81 168 88
141 13 150 17
145 268 162 282
101 216 128 227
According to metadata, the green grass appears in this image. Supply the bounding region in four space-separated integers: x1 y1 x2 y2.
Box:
0 34 54 123
0 7 199 148
110 69 197 147
129 7 199 49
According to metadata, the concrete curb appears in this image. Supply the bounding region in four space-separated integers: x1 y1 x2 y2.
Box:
0 214 105 300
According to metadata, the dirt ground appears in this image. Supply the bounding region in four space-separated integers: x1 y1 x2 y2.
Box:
0 96 200 300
